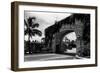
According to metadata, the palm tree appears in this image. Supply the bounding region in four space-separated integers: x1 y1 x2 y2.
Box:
24 17 42 54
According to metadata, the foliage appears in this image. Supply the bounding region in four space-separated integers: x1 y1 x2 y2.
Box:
24 17 42 54
24 18 42 38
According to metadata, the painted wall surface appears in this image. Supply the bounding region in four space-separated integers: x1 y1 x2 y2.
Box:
0 0 99 73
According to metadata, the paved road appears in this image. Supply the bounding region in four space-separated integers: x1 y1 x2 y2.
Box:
24 54 77 62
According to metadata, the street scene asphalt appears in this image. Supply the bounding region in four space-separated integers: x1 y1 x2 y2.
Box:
24 54 78 61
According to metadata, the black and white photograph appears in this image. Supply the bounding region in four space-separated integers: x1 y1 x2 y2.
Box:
11 2 97 71
24 11 91 61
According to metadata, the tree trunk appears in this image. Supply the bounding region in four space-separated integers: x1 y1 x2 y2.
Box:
28 29 31 54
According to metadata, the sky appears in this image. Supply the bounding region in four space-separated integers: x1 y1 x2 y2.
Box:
63 32 77 42
24 11 72 42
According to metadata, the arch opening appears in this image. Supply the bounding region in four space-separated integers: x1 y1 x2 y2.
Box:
55 30 77 54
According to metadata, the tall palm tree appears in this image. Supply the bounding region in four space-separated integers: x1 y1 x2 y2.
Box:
24 17 42 54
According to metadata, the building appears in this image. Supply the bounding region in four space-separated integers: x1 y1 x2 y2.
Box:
45 14 90 57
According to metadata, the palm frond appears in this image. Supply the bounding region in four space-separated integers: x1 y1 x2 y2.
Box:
24 28 28 35
32 23 39 28
32 29 42 36
24 19 28 27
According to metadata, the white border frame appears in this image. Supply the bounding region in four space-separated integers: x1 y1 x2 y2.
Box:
18 5 96 68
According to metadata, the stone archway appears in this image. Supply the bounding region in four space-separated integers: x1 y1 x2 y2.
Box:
54 30 76 53
60 31 77 54
51 28 83 55
54 29 83 55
